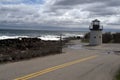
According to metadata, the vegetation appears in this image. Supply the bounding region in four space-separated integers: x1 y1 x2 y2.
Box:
116 69 120 80
0 38 63 63
102 32 113 43
0 37 80 63
81 32 90 43
82 32 120 43
113 33 120 43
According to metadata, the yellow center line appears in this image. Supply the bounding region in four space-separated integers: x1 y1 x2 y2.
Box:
14 55 98 80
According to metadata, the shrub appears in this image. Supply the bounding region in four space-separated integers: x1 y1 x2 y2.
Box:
102 32 113 43
113 33 120 43
82 32 90 42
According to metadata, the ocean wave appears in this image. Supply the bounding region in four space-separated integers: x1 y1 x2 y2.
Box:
0 34 84 41
0 36 29 40
63 33 84 38
38 35 60 41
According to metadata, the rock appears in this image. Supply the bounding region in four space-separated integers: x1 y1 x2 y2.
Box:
0 38 63 63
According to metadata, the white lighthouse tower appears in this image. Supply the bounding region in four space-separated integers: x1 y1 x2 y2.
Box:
89 19 103 46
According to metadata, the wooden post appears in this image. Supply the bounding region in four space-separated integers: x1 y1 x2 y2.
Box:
60 34 62 53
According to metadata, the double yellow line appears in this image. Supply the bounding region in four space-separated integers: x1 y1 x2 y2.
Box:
14 55 98 80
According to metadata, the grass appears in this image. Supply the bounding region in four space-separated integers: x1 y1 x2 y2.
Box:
81 39 89 43
116 70 120 80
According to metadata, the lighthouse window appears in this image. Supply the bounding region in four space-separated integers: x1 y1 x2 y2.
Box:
94 36 96 38
99 36 101 38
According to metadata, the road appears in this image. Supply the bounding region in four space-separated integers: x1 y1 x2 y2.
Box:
0 40 120 80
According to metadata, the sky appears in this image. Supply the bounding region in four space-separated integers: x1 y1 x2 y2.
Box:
0 0 120 30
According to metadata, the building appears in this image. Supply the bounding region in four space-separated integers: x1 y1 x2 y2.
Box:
89 19 103 46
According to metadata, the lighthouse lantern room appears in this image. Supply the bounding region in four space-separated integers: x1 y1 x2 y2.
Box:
89 19 103 46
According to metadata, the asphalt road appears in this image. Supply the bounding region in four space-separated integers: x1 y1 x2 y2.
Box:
0 40 120 80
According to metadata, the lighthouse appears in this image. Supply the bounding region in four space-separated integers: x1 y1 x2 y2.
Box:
89 19 103 46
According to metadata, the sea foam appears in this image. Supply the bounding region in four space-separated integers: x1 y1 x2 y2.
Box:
0 36 28 40
0 34 84 41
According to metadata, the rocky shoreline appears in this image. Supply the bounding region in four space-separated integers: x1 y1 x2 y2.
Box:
0 38 68 63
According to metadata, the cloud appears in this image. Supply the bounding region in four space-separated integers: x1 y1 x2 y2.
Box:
54 0 120 6
0 0 44 4
0 0 120 30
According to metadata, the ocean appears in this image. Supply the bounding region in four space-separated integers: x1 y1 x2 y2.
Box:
0 29 87 40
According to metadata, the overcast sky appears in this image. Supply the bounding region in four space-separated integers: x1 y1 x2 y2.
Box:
0 0 120 30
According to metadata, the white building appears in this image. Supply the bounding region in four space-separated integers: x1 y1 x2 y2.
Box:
89 19 103 46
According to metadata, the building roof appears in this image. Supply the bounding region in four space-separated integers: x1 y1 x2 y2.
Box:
92 19 100 22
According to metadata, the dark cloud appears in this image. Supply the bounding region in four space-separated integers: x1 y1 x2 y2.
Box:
83 6 118 16
107 0 120 6
0 0 120 29
54 0 99 5
54 0 120 6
